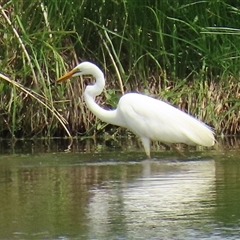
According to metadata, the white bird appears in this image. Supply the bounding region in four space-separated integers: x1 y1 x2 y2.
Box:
57 61 215 157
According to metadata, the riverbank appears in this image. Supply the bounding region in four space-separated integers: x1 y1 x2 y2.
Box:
0 1 239 137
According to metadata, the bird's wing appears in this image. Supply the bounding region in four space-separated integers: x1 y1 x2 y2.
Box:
118 93 214 146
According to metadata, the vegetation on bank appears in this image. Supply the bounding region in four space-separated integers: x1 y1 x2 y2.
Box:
0 0 239 139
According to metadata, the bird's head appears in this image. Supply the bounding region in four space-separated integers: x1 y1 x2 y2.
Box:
57 61 99 83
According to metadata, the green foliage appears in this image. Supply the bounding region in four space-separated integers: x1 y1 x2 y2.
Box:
0 0 239 137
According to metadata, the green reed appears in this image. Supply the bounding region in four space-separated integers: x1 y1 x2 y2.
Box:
0 0 239 138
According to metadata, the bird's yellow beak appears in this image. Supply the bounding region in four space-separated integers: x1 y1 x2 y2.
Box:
56 69 77 83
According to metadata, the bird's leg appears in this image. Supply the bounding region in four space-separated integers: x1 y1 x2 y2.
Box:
140 137 151 158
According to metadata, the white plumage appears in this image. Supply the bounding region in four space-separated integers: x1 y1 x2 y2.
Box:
57 61 215 157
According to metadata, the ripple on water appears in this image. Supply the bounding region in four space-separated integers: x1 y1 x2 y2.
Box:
86 159 226 239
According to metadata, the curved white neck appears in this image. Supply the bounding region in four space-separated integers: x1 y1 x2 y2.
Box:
83 70 124 127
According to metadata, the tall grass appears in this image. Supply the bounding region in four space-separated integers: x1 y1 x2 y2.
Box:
0 0 239 138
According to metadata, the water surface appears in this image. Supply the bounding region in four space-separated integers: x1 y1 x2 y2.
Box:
0 138 239 239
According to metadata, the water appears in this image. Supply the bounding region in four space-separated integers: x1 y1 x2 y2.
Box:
0 138 240 239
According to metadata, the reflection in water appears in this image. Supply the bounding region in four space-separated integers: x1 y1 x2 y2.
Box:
0 147 239 239
87 160 217 239
215 160 240 224
0 135 239 155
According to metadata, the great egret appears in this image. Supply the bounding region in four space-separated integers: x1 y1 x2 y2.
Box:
57 61 215 157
